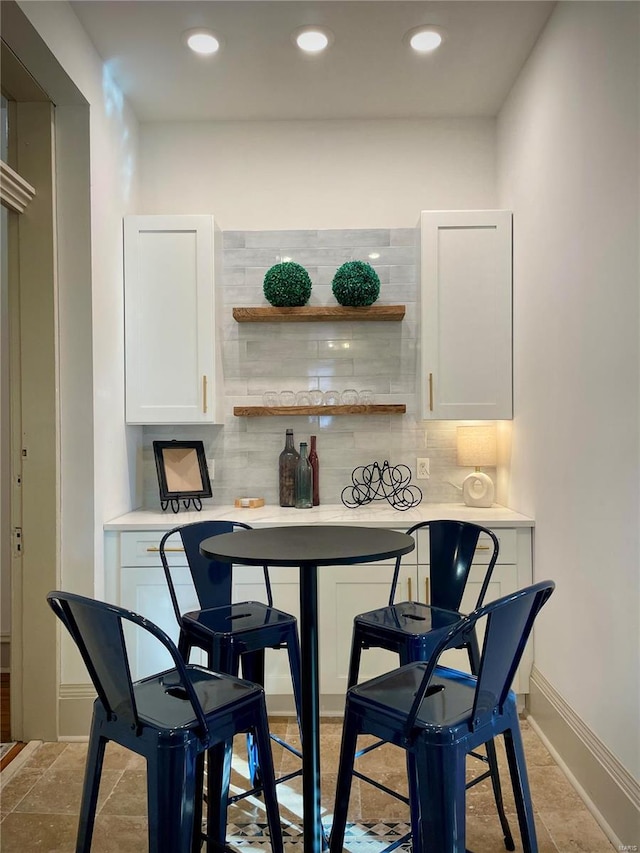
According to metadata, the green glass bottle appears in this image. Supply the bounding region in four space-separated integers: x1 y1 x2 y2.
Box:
294 442 313 509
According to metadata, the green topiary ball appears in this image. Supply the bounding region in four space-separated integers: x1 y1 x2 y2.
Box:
263 262 312 307
331 260 380 307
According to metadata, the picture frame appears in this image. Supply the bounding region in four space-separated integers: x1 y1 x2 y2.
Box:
153 440 212 513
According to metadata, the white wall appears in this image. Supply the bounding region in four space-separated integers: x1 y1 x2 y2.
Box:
497 0 639 778
16 1 140 685
139 118 496 227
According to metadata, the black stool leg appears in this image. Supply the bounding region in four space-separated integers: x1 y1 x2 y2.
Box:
329 703 359 853
241 650 266 788
486 737 515 850
286 624 303 734
205 740 233 851
178 629 192 664
503 718 538 853
346 623 365 689
148 741 199 853
467 632 514 850
414 739 467 853
252 697 284 853
76 713 106 852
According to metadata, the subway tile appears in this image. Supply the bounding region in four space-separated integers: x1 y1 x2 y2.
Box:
221 268 246 287
224 247 284 267
390 228 418 246
222 231 246 249
390 265 417 283
317 339 392 360
244 230 319 248
317 229 391 247
351 246 416 266
246 339 319 359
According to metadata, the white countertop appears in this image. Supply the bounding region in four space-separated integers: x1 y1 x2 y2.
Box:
104 503 534 531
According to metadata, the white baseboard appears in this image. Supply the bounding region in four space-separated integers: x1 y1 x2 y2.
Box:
58 683 95 739
528 665 639 849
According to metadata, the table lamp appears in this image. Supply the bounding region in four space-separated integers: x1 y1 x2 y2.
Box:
456 425 497 507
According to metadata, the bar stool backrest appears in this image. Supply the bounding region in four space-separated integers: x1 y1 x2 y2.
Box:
402 580 555 740
178 520 252 609
160 520 275 629
47 590 207 736
388 520 499 610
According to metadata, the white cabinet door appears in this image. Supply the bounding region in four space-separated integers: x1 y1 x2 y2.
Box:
121 565 204 681
124 214 222 424
318 556 415 695
420 210 513 420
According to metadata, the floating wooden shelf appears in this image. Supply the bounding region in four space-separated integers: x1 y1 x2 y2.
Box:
232 305 405 323
234 404 406 417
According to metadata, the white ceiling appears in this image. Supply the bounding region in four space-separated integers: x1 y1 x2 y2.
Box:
69 1 555 122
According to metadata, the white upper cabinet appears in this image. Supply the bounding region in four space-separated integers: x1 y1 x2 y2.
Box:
124 215 223 424
419 210 513 420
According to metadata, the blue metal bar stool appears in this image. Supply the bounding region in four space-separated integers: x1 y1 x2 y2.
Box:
47 590 284 853
160 520 303 793
347 519 514 849
330 580 555 853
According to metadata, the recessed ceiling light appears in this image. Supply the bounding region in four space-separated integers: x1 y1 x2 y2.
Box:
292 26 333 54
405 27 444 54
183 29 222 56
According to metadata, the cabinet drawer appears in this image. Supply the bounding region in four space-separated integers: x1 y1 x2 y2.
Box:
416 528 517 565
121 530 187 567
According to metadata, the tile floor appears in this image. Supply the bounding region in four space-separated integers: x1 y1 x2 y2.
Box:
0 717 614 852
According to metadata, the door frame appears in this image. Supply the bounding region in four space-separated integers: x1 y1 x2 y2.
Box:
2 13 93 740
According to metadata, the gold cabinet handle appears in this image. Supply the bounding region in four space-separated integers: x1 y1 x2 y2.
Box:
408 576 413 601
146 546 185 553
425 577 430 603
202 375 208 414
428 373 434 412
477 545 490 550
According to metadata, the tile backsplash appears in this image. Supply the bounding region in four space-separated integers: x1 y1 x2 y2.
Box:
142 228 492 508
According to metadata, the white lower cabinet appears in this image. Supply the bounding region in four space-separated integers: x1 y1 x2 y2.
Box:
118 531 301 692
113 523 532 700
319 555 415 696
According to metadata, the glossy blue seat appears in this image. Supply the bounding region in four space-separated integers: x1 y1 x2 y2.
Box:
348 519 513 847
348 521 500 681
160 520 303 789
330 580 555 853
47 590 284 853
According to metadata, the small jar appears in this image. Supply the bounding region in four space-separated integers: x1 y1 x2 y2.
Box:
323 390 341 406
262 390 279 406
359 389 375 405
341 389 360 405
295 391 311 406
309 390 324 406
279 390 296 406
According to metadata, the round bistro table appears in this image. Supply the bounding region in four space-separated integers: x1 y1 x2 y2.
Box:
200 524 415 853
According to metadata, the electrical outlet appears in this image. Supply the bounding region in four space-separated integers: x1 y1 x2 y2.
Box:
416 458 430 479
207 459 215 479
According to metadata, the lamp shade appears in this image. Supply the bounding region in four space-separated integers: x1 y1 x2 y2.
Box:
457 425 497 468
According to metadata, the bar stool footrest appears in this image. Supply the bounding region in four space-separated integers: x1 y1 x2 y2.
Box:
352 769 410 805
